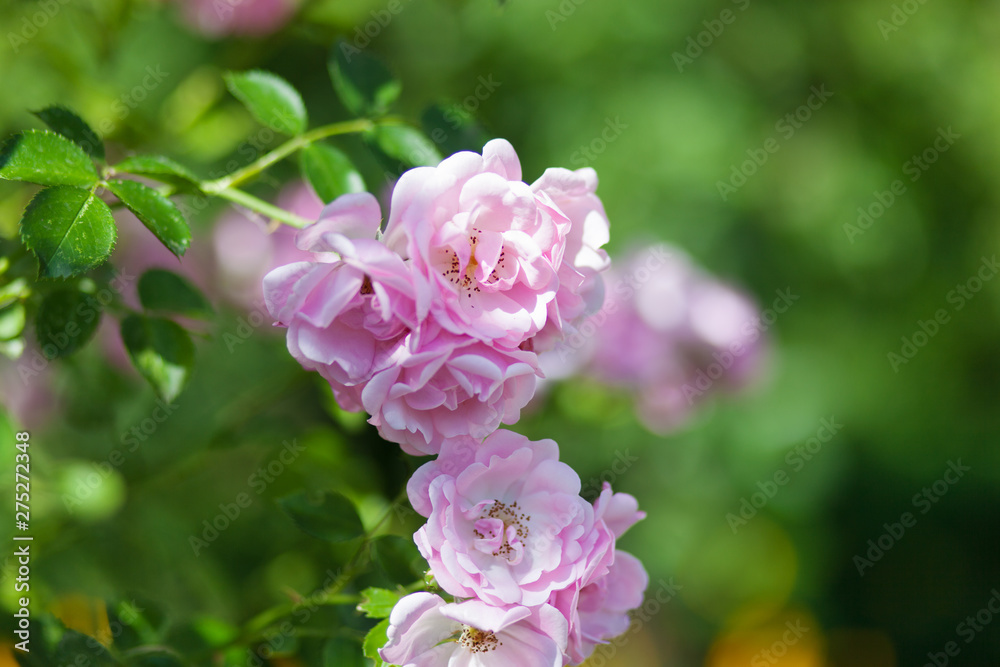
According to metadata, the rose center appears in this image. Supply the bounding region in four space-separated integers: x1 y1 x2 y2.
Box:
472 500 530 562
459 626 501 653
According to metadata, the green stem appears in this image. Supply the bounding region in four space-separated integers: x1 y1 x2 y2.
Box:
201 117 378 193
204 490 410 658
212 187 314 228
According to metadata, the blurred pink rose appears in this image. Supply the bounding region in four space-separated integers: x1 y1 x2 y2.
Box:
380 592 568 667
213 181 320 309
543 244 767 433
177 0 297 37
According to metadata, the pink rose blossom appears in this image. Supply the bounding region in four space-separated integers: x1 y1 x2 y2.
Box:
413 430 613 607
263 193 421 401
382 139 571 348
549 483 648 664
380 592 567 667
363 323 538 455
264 193 539 454
529 167 611 353
213 181 320 309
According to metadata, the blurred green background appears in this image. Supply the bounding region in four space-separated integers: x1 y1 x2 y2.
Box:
2 0 1000 665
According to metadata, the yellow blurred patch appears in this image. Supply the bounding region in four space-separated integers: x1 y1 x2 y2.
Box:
0 644 21 667
707 609 825 667
580 620 662 666
50 594 113 647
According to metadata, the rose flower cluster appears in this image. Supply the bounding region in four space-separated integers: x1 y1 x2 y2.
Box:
264 140 647 666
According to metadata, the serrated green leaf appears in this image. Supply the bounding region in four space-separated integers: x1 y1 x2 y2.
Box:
358 587 402 619
277 490 364 543
32 105 105 160
138 269 212 319
35 288 101 359
367 125 442 171
19 186 116 278
121 315 195 402
0 302 26 341
329 41 401 117
323 636 366 667
106 179 190 258
113 155 199 190
299 142 366 204
362 619 391 667
0 130 98 187
224 70 307 135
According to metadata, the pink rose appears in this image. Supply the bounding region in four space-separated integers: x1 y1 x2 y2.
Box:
529 167 611 352
549 483 648 664
363 324 538 455
213 181 320 309
379 592 567 667
382 139 570 348
263 193 422 402
413 430 613 607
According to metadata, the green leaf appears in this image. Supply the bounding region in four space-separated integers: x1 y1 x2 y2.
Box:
329 41 401 117
53 630 119 667
357 587 402 619
372 535 427 585
362 619 391 667
113 154 199 190
421 104 492 156
19 186 116 279
224 70 307 135
106 179 190 258
35 288 101 359
322 637 366 667
277 490 364 543
0 130 98 187
367 125 442 172
120 315 195 402
299 142 366 204
0 303 26 341
32 105 105 160
138 269 213 319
